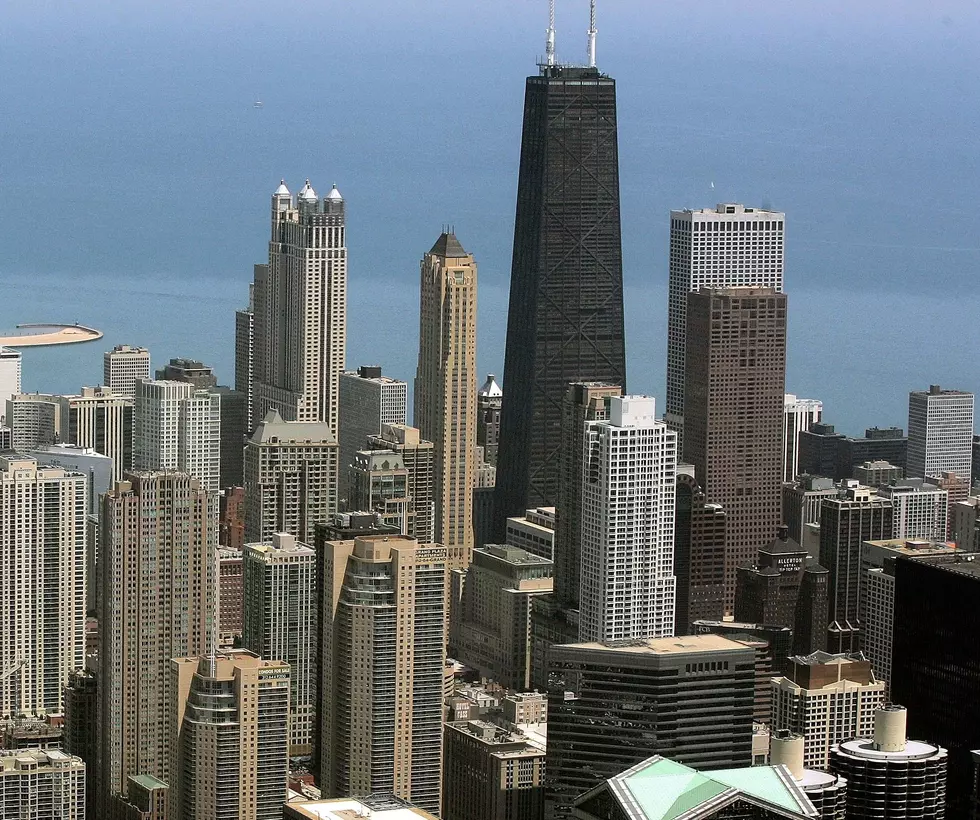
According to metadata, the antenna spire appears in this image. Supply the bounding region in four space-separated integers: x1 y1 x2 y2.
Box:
587 0 597 68
546 0 556 66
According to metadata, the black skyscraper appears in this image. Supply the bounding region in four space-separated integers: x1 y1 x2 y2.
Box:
494 63 627 528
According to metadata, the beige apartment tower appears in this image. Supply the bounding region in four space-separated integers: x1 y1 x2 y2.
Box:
244 408 338 545
98 472 216 806
414 233 477 563
316 533 448 815
252 180 347 431
171 651 290 820
0 456 86 718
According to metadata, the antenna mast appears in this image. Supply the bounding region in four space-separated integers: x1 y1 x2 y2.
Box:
587 0 597 68
546 0 556 65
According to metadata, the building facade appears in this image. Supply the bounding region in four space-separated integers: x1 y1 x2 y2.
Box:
243 409 338 545
771 651 885 771
877 479 948 542
784 394 823 483
907 385 974 482
316 534 447 815
477 374 502 466
0 346 22 419
451 544 553 691
337 366 407 500
495 63 628 521
546 635 757 819
235 281 256 428
674 471 727 633
0 457 86 718
98 472 215 804
0 750 86 820
414 233 477 560
684 287 787 613
134 379 221 492
252 180 347 430
579 395 677 642
103 345 150 398
666 204 785 444
366 423 435 543
243 532 317 754
171 652 290 820
505 506 555 561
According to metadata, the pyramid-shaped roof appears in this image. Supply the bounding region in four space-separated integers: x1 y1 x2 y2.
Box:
429 232 468 258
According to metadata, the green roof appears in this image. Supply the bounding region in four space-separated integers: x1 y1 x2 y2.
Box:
585 756 818 820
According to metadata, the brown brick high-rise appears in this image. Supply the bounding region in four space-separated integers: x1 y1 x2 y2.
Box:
684 287 786 614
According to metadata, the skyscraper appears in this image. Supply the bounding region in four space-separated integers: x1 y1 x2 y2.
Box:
337 366 407 500
667 205 785 444
236 280 256 428
414 232 477 560
366 423 435 543
907 384 974 482
0 750 86 820
783 394 823 483
0 346 22 418
0 456 86 718
579 395 677 642
252 180 347 431
674 472 727 632
495 58 628 522
546 635 756 819
243 409 338 545
103 344 151 398
98 472 215 806
171 651 290 820
134 379 221 491
818 486 893 653
684 287 787 613
243 532 317 755
316 533 447 815
64 386 134 481
477 374 502 466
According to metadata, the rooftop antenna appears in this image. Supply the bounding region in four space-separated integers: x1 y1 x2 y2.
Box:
546 0 556 66
587 0 597 68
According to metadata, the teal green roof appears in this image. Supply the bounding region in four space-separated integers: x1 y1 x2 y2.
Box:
593 756 818 820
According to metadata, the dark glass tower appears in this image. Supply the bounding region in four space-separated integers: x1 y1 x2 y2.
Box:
495 63 627 527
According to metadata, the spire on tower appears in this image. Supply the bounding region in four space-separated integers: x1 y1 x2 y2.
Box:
546 0 556 66
587 0 597 68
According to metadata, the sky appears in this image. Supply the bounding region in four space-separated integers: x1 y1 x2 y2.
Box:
2 0 979 433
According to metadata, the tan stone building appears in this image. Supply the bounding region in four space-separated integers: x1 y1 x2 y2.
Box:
316 534 447 815
171 651 289 820
244 409 338 545
414 233 477 565
367 423 435 543
97 472 216 808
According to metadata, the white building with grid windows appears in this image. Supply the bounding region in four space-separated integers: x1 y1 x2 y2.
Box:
0 749 86 820
579 396 677 643
783 394 823 482
907 385 974 482
134 379 221 492
0 457 87 718
877 479 949 542
666 204 784 443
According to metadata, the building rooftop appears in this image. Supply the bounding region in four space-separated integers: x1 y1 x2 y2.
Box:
574 755 818 820
478 373 502 397
563 634 751 657
863 538 956 557
428 232 468 258
902 552 980 579
286 794 438 819
250 409 337 445
129 773 168 790
835 737 943 762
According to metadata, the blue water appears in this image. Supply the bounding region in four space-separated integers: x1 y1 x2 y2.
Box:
2 0 979 434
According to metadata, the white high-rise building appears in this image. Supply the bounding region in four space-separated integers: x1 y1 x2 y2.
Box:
666 204 785 441
0 347 22 420
235 280 256 429
579 395 677 643
0 456 86 718
783 394 823 482
252 179 347 432
337 366 408 499
907 385 974 482
103 344 150 398
243 532 317 755
877 479 949 542
134 380 221 492
0 750 86 820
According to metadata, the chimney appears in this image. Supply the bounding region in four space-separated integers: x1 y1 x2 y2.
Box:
769 730 805 780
